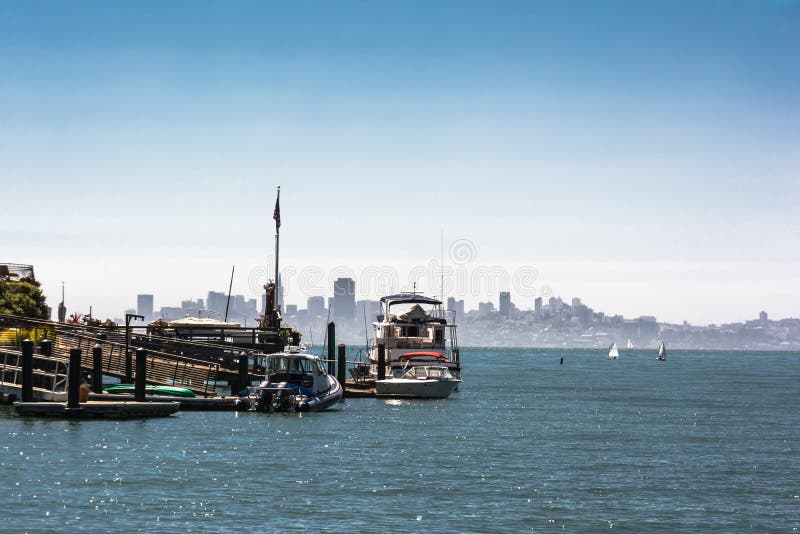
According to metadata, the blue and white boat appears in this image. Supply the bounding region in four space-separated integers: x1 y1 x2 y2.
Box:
235 345 342 412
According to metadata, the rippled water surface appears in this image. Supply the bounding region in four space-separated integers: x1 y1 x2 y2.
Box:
2 349 799 532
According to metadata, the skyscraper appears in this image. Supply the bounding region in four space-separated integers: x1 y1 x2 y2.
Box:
333 278 356 323
499 291 511 319
534 296 543 320
137 294 153 322
307 296 325 317
446 297 465 322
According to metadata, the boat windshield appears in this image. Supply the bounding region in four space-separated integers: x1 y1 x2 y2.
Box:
267 356 324 374
400 366 451 379
387 302 441 322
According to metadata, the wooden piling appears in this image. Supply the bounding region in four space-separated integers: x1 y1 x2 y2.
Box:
92 344 103 393
135 348 147 402
21 339 34 402
327 322 335 375
377 343 386 381
236 351 249 395
67 348 82 410
40 339 52 357
337 344 346 398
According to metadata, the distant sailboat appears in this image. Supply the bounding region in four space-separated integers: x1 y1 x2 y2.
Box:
608 342 619 359
626 339 634 350
657 341 666 361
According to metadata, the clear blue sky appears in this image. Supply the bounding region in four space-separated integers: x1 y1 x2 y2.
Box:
2 1 798 324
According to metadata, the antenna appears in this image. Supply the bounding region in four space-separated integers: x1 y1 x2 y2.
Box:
440 229 445 304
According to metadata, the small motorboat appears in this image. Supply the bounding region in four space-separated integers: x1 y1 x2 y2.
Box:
235 345 342 413
375 364 461 399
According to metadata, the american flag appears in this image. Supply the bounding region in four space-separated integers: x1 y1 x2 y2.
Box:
273 193 281 233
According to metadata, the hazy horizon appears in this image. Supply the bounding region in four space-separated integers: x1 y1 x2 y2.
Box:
3 1 798 324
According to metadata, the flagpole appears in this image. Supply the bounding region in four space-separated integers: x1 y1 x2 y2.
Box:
273 186 280 315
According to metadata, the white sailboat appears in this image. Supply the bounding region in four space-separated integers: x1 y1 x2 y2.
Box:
657 341 666 361
626 339 634 350
608 342 619 359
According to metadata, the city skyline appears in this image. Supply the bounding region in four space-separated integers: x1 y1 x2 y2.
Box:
3 1 798 324
116 281 798 350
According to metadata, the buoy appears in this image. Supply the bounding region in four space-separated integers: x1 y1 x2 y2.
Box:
560 357 564 365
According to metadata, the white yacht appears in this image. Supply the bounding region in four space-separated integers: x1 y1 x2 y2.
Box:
376 364 461 399
367 293 461 382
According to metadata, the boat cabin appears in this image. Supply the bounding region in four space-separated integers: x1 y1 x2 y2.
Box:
264 346 329 392
373 294 456 357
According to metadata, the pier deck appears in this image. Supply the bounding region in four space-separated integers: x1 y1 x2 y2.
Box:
88 392 236 410
13 400 180 418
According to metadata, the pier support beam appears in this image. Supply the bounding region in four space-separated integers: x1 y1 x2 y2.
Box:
21 339 34 402
135 348 147 402
327 322 335 375
92 344 103 393
67 348 82 409
337 344 346 398
377 343 386 381
236 351 249 395
40 339 52 357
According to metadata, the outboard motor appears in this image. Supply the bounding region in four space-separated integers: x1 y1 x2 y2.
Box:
233 397 251 411
272 382 295 412
256 389 273 412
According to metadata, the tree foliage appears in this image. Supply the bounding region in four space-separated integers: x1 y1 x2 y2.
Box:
0 277 49 319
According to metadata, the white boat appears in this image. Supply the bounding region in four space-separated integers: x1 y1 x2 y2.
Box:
235 345 342 412
608 342 619 359
366 293 461 381
657 341 666 361
375 365 461 399
626 339 634 349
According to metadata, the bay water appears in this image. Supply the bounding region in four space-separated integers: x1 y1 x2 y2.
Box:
2 348 798 532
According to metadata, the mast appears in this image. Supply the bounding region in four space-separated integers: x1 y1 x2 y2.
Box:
224 265 235 322
273 186 281 314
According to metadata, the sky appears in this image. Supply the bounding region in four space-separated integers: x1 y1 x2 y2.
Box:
2 0 799 324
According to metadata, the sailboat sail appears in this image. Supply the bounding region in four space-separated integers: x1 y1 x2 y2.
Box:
657 341 666 361
626 339 634 349
608 342 619 359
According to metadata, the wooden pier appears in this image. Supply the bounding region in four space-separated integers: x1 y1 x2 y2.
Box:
88 393 236 410
345 379 377 398
13 400 179 418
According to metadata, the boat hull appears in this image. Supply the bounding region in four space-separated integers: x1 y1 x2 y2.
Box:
236 379 342 413
375 378 460 399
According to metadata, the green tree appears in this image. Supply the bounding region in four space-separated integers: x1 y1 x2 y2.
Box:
0 277 49 318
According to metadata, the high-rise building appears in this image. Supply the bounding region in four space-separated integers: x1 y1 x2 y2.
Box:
478 301 495 316
285 304 298 316
307 296 325 317
534 297 543 319
446 297 465 322
499 292 511 318
207 291 227 317
333 278 356 323
137 294 153 322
